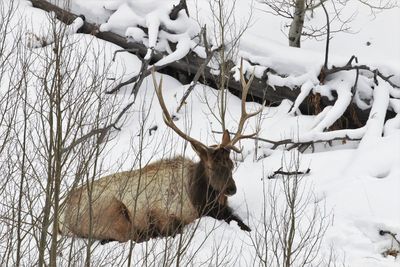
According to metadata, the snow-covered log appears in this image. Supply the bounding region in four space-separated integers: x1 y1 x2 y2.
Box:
29 0 398 130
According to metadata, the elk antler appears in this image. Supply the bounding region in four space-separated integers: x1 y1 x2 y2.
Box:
225 59 264 153
151 70 210 152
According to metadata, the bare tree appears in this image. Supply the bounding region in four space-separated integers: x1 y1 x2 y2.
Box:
250 151 332 266
0 7 136 266
0 1 37 266
260 0 397 47
208 0 253 130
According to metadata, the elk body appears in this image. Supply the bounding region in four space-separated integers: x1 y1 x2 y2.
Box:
59 68 260 244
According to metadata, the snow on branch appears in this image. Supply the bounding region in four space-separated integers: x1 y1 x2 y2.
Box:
359 78 390 147
384 99 400 135
100 0 203 67
213 129 362 153
169 0 189 20
30 0 400 155
320 56 400 90
312 78 353 132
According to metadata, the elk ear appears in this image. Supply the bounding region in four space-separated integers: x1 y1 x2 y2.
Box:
191 142 209 160
221 130 231 147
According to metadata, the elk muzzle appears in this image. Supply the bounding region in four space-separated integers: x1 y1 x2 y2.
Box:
224 180 237 196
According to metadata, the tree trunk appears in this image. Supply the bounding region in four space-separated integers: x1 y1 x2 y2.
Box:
288 0 305 47
29 0 394 129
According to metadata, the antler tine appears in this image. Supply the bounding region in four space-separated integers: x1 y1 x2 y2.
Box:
226 59 263 152
151 70 209 151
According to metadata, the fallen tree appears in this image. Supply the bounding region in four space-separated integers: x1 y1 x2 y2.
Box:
29 0 301 103
29 0 400 151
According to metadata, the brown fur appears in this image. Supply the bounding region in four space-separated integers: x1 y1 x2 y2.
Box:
59 145 251 244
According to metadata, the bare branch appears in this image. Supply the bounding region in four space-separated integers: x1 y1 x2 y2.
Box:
321 0 330 70
176 36 222 113
358 0 398 13
323 61 400 89
213 130 361 152
169 0 189 20
106 49 155 95
379 230 400 247
62 98 135 153
267 167 311 179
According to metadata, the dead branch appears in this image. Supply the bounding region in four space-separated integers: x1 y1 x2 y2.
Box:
319 53 399 90
267 167 311 179
176 27 222 113
106 49 166 96
112 48 139 61
212 130 360 152
130 52 153 98
105 63 163 95
176 52 214 112
324 62 399 89
380 230 400 247
62 98 135 153
317 0 398 90
30 0 398 128
351 57 360 95
321 0 330 70
169 0 189 20
28 1 299 108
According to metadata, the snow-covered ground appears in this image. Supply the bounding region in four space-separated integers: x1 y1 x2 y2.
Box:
1 0 399 266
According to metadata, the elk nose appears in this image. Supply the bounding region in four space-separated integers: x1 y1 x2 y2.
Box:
225 185 236 196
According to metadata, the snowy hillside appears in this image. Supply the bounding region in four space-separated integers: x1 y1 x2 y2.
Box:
0 0 399 266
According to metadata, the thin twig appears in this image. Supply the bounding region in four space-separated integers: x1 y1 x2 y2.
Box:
62 99 136 153
106 49 168 96
112 48 139 62
212 130 360 151
320 49 399 89
130 50 154 99
267 167 311 179
325 64 400 89
379 230 400 247
169 0 189 20
176 28 222 112
321 1 330 70
351 59 359 95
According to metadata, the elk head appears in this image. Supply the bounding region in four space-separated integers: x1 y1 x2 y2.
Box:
190 130 236 195
151 62 262 196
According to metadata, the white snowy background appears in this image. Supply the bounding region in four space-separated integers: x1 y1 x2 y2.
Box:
1 0 400 266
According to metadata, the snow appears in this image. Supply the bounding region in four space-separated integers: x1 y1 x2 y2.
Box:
96 0 203 66
1 0 399 266
360 78 391 146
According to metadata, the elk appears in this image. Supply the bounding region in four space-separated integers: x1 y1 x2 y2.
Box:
59 66 261 244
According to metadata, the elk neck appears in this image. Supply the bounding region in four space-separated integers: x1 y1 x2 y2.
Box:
187 159 220 214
